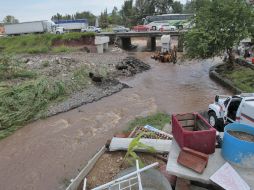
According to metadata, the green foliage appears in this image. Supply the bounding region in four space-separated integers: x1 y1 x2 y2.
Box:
3 15 19 24
183 0 210 13
220 65 254 92
126 112 170 132
0 56 91 139
0 33 95 54
185 0 254 64
99 9 109 28
0 54 36 80
172 1 183 13
123 132 156 167
0 78 66 130
42 61 50 67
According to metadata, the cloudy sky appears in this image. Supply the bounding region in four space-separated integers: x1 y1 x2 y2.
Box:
0 0 187 22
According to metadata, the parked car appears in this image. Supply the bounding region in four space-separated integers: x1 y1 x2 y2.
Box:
147 21 168 31
208 93 254 130
157 24 176 31
112 26 130 32
81 26 101 33
132 25 150 32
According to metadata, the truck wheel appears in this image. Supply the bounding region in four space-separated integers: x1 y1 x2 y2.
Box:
208 111 218 128
56 31 60 35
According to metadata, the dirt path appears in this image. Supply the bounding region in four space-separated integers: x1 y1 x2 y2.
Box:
0 53 230 190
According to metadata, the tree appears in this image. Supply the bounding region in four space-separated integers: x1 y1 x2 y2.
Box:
3 15 19 24
99 9 109 28
120 0 135 27
153 0 173 14
108 6 122 25
185 0 253 67
172 1 183 13
183 0 210 13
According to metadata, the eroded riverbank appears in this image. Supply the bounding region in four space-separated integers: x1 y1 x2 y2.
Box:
0 53 230 190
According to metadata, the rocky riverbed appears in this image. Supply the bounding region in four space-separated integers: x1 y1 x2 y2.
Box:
20 52 151 117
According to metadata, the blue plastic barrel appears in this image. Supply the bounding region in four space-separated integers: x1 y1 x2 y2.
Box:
222 123 254 168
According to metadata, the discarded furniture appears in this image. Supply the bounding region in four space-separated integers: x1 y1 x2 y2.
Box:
129 125 173 140
166 140 254 189
172 113 216 154
177 147 209 173
222 123 254 168
95 36 109 53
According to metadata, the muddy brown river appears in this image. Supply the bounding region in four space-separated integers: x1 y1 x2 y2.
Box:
0 53 230 190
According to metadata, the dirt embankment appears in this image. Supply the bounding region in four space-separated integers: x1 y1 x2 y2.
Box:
52 36 95 47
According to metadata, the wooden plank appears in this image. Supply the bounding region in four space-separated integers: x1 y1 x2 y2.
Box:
179 120 195 127
109 137 172 153
66 146 106 190
176 113 195 121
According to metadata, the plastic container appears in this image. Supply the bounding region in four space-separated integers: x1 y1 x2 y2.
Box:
222 123 254 168
172 113 216 154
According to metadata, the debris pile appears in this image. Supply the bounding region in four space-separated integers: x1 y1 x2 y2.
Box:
115 57 151 76
67 112 254 190
151 46 177 64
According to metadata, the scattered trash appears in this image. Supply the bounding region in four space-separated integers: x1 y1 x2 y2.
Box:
115 57 150 77
151 46 177 63
129 125 173 140
109 137 172 154
177 147 209 174
92 160 159 190
210 162 250 190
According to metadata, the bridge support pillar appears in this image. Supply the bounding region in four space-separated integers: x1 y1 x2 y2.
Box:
147 37 156 51
119 37 131 49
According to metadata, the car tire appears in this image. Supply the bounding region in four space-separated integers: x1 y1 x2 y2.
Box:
208 111 218 129
56 31 60 35
152 26 156 31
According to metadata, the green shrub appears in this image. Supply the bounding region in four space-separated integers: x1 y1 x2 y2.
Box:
126 112 171 132
0 54 36 80
0 78 66 130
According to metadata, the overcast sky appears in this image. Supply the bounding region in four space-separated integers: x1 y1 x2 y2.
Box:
0 0 187 22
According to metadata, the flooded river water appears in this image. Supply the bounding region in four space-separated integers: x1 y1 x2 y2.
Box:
0 52 230 190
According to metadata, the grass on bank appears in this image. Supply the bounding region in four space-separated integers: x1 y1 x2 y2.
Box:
0 32 95 54
0 55 91 140
125 112 171 133
218 64 254 92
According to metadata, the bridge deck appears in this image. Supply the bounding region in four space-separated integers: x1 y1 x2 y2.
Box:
97 31 183 37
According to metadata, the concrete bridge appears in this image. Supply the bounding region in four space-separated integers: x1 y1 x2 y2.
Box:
97 31 183 50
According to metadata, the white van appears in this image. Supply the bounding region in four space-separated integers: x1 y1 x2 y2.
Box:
208 93 254 130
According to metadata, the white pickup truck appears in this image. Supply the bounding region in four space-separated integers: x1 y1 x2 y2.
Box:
208 93 254 130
